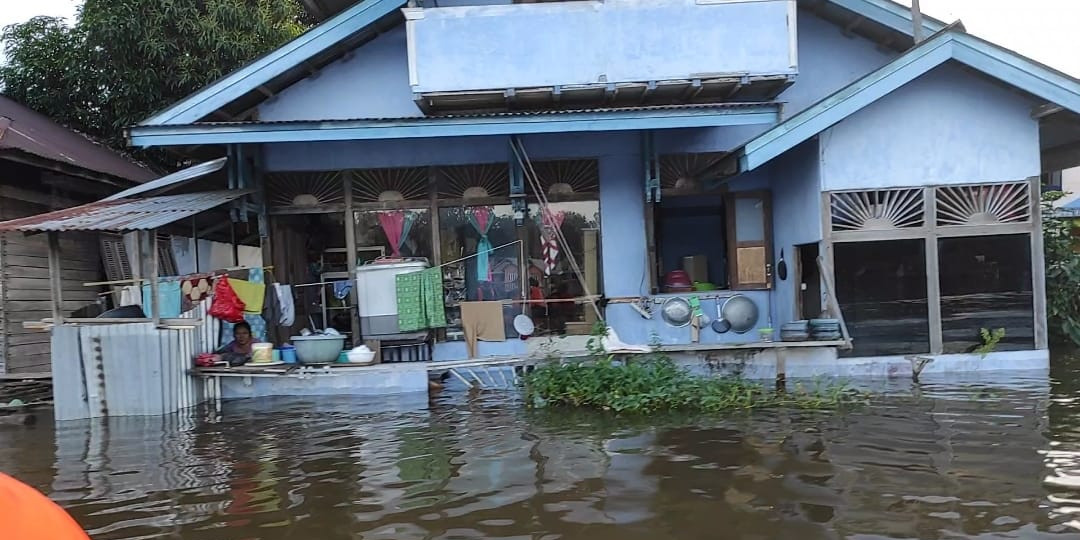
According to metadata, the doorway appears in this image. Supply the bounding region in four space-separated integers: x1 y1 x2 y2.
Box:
796 243 821 319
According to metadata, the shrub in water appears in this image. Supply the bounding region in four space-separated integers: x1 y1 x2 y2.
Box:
523 355 862 414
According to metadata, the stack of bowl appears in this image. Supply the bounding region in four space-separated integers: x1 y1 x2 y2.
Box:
780 320 810 342
809 319 842 341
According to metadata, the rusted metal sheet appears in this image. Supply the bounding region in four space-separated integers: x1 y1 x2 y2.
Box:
0 190 250 233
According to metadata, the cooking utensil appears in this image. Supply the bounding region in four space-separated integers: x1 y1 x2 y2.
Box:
661 297 693 327
777 249 788 281
722 294 760 334
711 299 731 333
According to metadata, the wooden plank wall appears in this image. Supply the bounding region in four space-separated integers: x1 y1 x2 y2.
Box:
0 197 105 373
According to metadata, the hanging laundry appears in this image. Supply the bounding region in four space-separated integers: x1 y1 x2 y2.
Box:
141 281 182 318
118 285 142 307
539 208 565 276
396 268 446 332
460 301 506 358
209 277 246 323
332 281 353 301
274 284 295 326
180 275 212 314
229 279 266 314
262 282 281 330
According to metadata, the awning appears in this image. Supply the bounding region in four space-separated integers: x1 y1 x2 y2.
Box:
103 158 227 201
0 190 251 233
128 103 781 147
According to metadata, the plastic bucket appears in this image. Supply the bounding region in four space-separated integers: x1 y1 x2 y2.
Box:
280 346 297 364
251 343 274 364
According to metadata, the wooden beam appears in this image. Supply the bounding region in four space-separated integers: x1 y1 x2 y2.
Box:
47 232 63 325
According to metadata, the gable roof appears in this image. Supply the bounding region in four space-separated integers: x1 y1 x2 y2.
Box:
0 95 156 185
138 0 944 130
735 25 1080 171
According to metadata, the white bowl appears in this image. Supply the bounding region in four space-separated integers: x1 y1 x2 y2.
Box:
347 350 377 365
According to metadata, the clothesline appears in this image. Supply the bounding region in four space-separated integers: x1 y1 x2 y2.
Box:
83 265 274 288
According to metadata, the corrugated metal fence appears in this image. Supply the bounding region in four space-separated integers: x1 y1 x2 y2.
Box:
51 301 218 421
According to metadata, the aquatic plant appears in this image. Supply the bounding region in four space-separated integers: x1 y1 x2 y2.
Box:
974 327 1006 357
522 353 863 414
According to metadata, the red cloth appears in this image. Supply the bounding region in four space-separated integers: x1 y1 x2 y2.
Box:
377 211 407 257
209 277 246 323
0 473 89 540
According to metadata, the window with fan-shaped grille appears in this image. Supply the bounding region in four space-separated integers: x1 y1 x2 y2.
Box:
527 159 599 198
438 163 509 200
267 171 345 209
935 182 1030 226
659 152 726 194
830 188 924 232
353 167 429 203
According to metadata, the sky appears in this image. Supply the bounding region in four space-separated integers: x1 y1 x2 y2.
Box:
0 0 1077 77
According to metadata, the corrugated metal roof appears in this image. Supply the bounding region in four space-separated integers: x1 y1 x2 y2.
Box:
0 95 157 183
103 158 228 201
0 190 250 233
187 102 778 127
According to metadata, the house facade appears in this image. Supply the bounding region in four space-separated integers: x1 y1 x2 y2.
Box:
0 95 157 374
125 0 1080 376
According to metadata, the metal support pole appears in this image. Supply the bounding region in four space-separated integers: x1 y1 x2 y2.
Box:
911 0 924 44
343 172 361 342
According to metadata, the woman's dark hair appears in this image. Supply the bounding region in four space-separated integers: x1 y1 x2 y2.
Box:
233 322 252 334
529 278 539 287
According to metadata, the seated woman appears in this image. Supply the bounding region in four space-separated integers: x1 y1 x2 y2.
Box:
215 322 254 367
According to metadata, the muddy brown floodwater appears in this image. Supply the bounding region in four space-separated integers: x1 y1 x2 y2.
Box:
4 355 1080 539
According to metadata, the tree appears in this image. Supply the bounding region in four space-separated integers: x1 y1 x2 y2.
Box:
0 0 308 168
1043 191 1080 345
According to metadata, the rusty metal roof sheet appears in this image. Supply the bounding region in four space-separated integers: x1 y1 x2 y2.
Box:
0 95 157 183
0 190 251 233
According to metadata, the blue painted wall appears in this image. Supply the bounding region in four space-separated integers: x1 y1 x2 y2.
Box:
259 27 422 122
768 139 822 327
408 0 796 93
819 64 1041 191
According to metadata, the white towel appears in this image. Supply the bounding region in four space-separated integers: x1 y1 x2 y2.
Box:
119 285 142 307
602 326 651 354
274 284 295 326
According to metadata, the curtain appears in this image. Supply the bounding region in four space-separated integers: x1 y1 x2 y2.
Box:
378 210 416 258
467 206 494 281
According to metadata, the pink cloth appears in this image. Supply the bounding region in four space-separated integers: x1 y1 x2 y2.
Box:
378 211 407 257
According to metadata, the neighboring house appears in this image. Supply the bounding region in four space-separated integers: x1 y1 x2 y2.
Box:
116 0 1080 374
0 95 156 373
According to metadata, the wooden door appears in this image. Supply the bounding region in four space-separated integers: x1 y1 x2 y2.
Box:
726 190 773 290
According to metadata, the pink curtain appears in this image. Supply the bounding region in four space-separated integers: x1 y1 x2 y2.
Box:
378 211 406 257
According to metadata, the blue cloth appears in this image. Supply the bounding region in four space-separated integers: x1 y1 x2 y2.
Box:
248 267 264 284
141 281 182 318
332 281 352 300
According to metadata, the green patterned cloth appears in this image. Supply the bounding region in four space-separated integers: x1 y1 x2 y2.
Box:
397 268 447 332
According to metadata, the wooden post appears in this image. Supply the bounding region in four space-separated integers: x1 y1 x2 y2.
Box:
776 346 787 392
343 172 361 342
1031 176 1049 350
47 232 64 325
148 231 160 325
924 187 943 354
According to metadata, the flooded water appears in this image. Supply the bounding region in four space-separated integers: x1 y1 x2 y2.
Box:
4 357 1080 539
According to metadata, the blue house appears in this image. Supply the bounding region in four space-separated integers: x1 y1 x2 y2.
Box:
120 0 1080 381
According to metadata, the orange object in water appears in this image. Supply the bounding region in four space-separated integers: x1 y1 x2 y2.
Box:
0 473 89 539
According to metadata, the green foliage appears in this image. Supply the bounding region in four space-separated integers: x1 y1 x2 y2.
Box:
0 1 308 167
1043 191 1080 345
974 327 1005 357
524 327 862 415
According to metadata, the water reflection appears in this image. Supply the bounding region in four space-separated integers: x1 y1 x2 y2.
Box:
2 363 1080 538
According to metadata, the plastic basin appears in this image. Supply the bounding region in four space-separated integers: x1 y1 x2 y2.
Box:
290 335 347 364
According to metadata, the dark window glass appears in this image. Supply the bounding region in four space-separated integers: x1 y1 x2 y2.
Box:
835 239 929 357
938 234 1033 353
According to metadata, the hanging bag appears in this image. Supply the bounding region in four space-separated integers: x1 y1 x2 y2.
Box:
209 277 246 323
